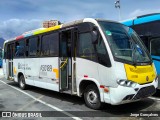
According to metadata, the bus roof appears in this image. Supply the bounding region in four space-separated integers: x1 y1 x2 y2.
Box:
5 18 121 43
122 13 160 26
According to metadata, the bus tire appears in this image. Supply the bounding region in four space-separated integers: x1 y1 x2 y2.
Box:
84 84 102 110
19 75 27 90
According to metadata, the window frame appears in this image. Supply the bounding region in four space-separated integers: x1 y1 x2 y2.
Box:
4 43 8 59
40 31 59 57
14 39 25 58
77 31 98 62
95 36 111 67
76 22 112 67
150 38 160 56
27 36 40 58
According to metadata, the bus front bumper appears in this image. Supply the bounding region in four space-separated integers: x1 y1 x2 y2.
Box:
157 75 160 89
103 78 158 105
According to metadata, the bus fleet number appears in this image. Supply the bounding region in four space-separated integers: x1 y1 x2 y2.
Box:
40 65 52 72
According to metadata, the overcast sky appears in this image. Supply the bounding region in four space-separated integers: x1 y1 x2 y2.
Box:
0 0 160 39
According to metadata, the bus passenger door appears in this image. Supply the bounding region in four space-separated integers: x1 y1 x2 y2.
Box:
59 30 73 93
7 43 14 80
71 29 78 94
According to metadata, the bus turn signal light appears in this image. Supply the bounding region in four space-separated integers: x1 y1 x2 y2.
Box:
104 87 109 92
100 85 109 92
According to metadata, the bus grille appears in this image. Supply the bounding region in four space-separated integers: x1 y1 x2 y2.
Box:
133 86 156 100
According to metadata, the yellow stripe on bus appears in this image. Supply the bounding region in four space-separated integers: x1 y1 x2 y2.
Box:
13 67 17 75
33 25 61 35
53 68 59 79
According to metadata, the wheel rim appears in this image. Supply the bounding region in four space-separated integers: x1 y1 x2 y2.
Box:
20 77 24 88
87 90 98 104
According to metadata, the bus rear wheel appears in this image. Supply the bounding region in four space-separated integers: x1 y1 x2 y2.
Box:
19 75 27 90
84 84 103 110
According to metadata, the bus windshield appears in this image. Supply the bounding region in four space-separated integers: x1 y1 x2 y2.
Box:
98 21 151 64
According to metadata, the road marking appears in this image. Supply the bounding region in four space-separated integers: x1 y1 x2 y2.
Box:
0 80 82 120
16 95 44 111
149 97 160 101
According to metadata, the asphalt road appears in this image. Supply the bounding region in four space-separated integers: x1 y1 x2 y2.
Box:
0 69 160 120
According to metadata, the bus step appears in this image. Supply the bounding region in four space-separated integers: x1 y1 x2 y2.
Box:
62 90 72 94
8 77 14 80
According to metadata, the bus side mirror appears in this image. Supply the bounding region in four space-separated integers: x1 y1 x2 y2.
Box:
91 26 99 44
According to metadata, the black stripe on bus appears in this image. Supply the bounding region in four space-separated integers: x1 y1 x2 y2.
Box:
152 58 160 62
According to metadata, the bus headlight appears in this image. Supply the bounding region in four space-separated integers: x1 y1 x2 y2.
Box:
117 79 137 87
155 76 158 82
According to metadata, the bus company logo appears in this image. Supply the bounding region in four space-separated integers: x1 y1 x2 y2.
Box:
18 63 21 69
146 76 149 81
18 63 25 69
2 112 11 117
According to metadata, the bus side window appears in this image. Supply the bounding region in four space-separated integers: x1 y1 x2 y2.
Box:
6 43 15 59
15 40 25 57
49 33 59 56
77 32 97 62
41 32 59 57
151 38 160 56
4 44 7 59
6 44 10 59
95 36 111 67
26 39 29 57
28 37 39 57
41 35 50 56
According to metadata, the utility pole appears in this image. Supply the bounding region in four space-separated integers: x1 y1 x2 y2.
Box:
115 0 121 21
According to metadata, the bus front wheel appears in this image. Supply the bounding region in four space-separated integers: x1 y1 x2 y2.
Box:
19 75 27 90
84 84 103 110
